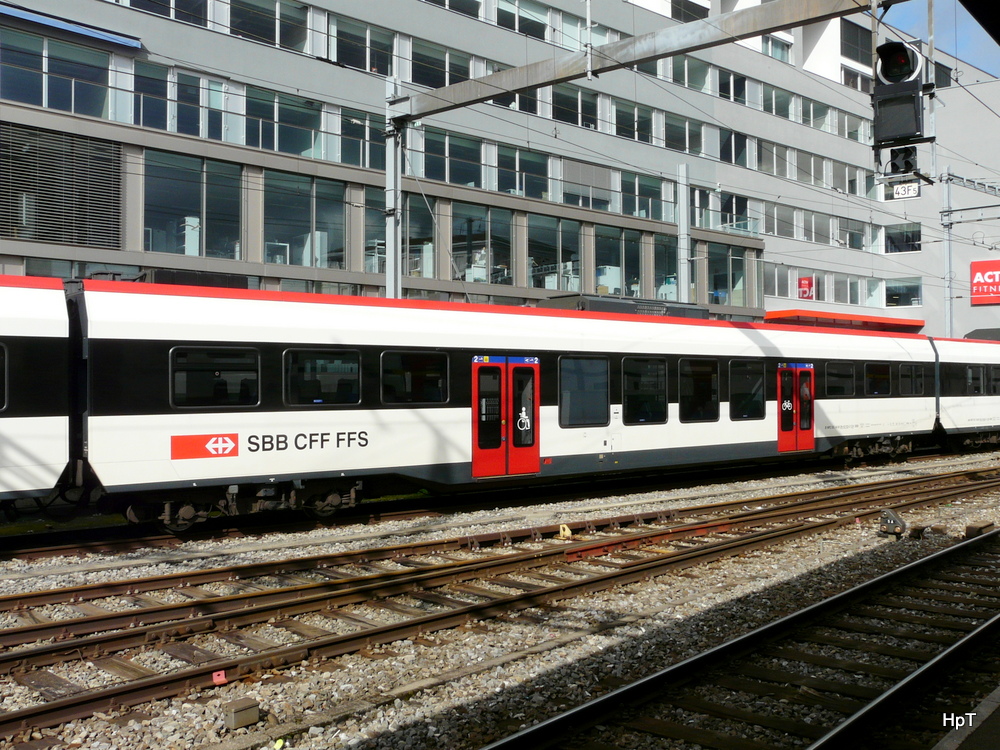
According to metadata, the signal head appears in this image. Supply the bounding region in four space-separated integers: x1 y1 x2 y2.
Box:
876 42 922 85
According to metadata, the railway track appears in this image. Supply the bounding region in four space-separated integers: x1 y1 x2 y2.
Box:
483 530 1000 750
1 469 998 741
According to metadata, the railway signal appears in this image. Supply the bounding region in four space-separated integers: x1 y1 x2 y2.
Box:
873 41 926 148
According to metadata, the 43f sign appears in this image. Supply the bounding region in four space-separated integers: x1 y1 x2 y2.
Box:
971 260 1000 306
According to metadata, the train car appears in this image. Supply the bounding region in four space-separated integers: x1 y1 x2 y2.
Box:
928 336 1000 449
0 276 71 507
71 280 953 529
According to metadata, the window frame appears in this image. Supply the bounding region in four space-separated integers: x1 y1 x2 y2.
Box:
283 348 362 407
169 346 260 409
622 357 668 425
678 357 719 423
380 350 450 405
729 359 766 421
558 355 610 428
826 361 855 397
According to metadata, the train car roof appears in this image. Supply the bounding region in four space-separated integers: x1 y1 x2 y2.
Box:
0 275 68 338
78 279 939 345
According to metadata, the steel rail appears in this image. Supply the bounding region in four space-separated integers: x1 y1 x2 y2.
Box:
481 529 1000 749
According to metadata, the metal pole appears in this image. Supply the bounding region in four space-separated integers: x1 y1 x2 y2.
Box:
943 166 954 337
385 78 404 299
677 164 691 304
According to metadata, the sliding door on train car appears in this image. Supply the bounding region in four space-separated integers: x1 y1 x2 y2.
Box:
777 363 815 452
471 356 540 478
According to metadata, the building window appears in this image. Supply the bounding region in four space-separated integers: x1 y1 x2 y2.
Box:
488 63 538 113
841 20 871 65
364 187 385 273
885 223 921 254
405 195 435 278
720 130 750 167
263 170 346 268
331 17 393 76
412 40 469 88
707 243 749 306
673 0 709 23
614 100 652 143
800 99 831 132
561 160 612 211
664 113 702 155
622 173 666 221
762 84 792 118
497 0 548 40
341 109 386 170
231 0 277 45
654 234 678 301
762 35 790 63
452 202 512 285
552 85 598 129
595 225 641 297
886 278 921 307
759 141 791 178
527 215 579 291
127 0 209 25
670 54 709 92
1 123 123 250
145 150 241 259
424 129 482 187
245 87 321 157
718 71 747 104
0 29 110 118
498 146 547 199
424 0 482 18
842 67 873 93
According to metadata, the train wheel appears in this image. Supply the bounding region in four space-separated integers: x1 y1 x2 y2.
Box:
304 493 341 519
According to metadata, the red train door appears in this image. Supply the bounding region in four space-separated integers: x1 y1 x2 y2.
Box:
777 363 815 452
471 356 541 478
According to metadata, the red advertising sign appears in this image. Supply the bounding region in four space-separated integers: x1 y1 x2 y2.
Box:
971 260 1000 306
797 277 814 300
171 434 239 459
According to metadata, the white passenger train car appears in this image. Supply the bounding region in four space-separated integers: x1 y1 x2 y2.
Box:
2 276 997 530
74 280 959 528
0 276 70 501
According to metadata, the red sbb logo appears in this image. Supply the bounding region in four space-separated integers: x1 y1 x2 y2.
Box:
171 434 239 460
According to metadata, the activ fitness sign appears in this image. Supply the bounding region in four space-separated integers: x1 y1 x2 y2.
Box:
971 260 1000 306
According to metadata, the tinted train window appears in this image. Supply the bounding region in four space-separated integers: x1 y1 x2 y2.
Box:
171 348 259 407
285 350 360 405
991 366 1000 396
826 362 854 396
559 357 609 427
622 357 667 425
679 358 719 422
968 365 985 395
900 364 924 395
381 351 448 403
864 363 891 396
730 360 765 420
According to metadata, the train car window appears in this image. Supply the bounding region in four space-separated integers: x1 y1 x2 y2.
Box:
559 356 609 427
864 363 891 396
899 364 924 396
729 359 765 420
381 351 448 403
284 350 360 405
967 365 986 396
511 367 536 447
991 366 1000 396
171 348 259 407
679 358 719 422
477 367 503 449
826 362 854 397
622 357 667 425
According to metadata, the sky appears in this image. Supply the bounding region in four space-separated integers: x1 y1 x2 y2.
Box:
884 0 1000 77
